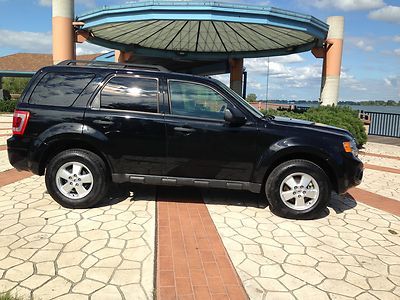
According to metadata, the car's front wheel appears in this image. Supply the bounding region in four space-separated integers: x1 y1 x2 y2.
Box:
45 149 109 208
265 159 331 219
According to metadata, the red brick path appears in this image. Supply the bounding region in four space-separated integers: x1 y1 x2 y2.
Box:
0 168 32 187
349 187 400 216
156 188 248 300
364 163 400 174
360 151 400 161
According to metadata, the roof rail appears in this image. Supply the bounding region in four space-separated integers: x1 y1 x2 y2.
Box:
57 60 169 72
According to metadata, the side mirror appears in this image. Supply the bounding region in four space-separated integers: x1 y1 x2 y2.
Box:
224 107 247 126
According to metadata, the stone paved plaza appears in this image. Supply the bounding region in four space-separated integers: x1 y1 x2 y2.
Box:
0 113 399 299
0 176 155 300
205 190 400 300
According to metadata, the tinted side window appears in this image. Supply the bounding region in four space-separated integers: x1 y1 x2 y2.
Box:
169 81 227 120
101 77 159 113
30 73 94 106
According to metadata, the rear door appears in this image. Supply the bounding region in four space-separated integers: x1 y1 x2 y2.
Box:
84 73 166 176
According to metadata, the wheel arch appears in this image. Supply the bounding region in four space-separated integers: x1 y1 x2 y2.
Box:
260 150 339 193
37 138 112 177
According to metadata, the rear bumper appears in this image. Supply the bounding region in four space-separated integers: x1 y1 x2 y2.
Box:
7 136 40 174
337 155 364 194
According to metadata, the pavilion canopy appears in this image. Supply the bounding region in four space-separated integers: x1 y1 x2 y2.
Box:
77 1 329 60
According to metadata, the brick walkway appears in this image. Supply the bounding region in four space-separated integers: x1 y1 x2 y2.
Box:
156 188 247 300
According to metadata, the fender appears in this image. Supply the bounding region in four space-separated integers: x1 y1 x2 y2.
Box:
251 137 342 184
30 123 112 175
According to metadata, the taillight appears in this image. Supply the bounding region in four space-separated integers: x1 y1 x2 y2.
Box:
12 110 30 135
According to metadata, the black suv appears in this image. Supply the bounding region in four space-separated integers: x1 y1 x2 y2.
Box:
8 61 363 218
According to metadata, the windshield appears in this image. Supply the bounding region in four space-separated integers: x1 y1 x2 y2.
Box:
211 78 265 119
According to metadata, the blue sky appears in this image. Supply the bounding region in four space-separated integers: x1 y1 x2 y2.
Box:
0 0 399 101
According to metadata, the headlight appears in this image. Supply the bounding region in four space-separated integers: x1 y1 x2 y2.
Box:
343 140 358 157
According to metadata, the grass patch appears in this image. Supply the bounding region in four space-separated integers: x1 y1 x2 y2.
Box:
0 100 18 113
0 292 27 300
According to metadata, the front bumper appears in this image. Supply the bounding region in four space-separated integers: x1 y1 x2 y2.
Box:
337 155 364 194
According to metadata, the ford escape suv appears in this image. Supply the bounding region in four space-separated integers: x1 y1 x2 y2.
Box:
8 61 363 218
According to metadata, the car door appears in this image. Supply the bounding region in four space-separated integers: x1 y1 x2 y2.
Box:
84 73 166 176
164 78 259 182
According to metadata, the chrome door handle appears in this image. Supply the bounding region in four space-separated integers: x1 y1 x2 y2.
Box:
93 119 114 125
174 126 195 133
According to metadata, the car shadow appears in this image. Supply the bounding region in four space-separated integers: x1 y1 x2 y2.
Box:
94 184 358 220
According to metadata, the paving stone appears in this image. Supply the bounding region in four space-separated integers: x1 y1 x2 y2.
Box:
5 262 34 281
57 251 87 268
255 278 287 292
293 285 330 300
317 262 347 279
283 264 325 285
120 284 149 300
260 264 284 279
58 266 84 283
111 269 141 285
238 258 260 277
286 254 317 266
36 261 56 276
0 279 17 292
72 279 105 295
318 279 363 297
345 271 370 290
92 285 122 300
86 267 114 283
368 276 395 291
33 277 71 299
21 274 51 290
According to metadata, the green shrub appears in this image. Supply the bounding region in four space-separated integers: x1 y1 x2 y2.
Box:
2 77 30 94
0 100 18 113
263 106 368 146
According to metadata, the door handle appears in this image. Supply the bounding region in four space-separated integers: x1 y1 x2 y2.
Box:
93 119 114 125
174 126 195 133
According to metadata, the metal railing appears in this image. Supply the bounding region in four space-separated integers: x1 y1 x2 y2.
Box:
365 111 400 138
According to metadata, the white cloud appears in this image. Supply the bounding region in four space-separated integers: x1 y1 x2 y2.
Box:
384 75 400 96
394 36 400 42
394 49 400 56
38 0 96 8
369 5 400 23
0 29 109 55
341 70 367 91
76 43 109 55
0 29 51 52
304 0 384 11
347 37 374 52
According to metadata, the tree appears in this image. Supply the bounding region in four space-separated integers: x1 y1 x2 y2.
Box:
246 93 257 102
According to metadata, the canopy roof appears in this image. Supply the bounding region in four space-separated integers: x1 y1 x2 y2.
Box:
77 1 329 60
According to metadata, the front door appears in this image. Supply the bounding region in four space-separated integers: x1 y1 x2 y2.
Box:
164 79 259 182
84 74 166 176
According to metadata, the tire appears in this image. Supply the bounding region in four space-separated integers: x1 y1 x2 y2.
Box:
45 149 109 208
265 159 331 219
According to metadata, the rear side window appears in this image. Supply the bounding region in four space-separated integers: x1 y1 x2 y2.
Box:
30 72 94 106
100 76 159 113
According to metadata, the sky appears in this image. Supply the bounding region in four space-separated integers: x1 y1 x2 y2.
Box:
0 0 399 102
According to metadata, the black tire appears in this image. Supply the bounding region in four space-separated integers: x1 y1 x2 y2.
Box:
265 159 331 219
45 149 109 208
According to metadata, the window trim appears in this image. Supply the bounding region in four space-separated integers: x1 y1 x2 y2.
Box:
167 79 234 122
94 74 161 115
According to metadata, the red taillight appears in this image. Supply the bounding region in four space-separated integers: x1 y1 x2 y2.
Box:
12 110 30 135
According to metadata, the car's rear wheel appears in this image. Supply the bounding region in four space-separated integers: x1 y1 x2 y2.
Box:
45 149 109 208
265 159 331 219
